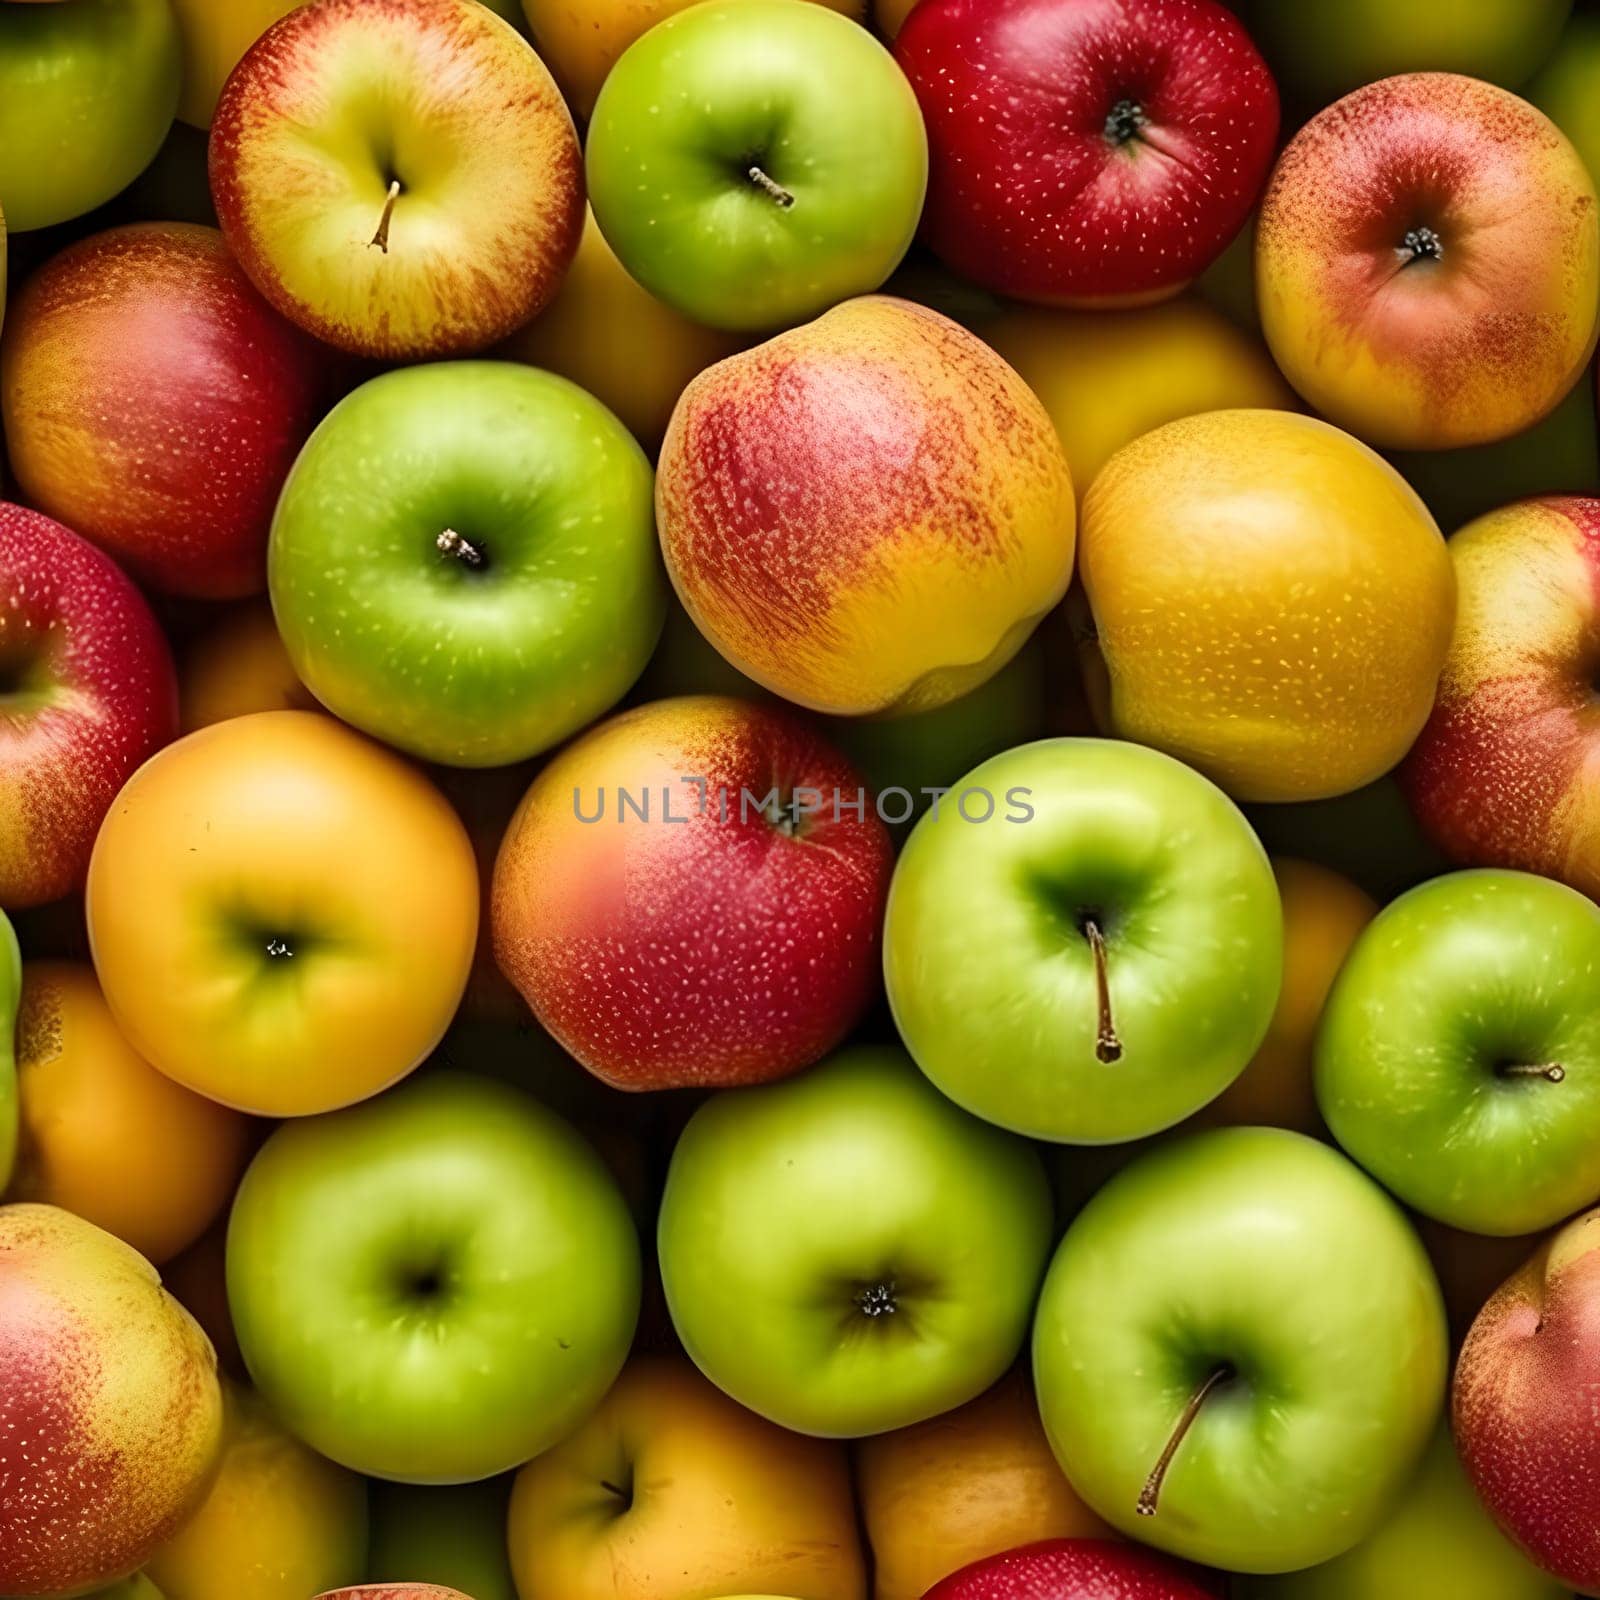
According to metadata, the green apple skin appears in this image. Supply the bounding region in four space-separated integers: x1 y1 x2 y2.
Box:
586 0 928 331
1033 1127 1448 1575
0 908 18 1192
1316 869 1600 1236
226 1072 641 1484
1236 1422 1568 1600
658 1046 1053 1438
0 0 180 232
884 738 1282 1144
367 1478 517 1600
269 362 665 767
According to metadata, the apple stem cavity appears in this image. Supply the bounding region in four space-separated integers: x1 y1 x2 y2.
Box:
436 528 485 569
746 164 795 209
370 179 402 254
1498 1061 1567 1083
1082 917 1123 1064
1137 1365 1232 1519
1103 99 1148 147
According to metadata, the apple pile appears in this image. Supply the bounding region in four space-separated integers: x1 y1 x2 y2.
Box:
10 0 1600 1597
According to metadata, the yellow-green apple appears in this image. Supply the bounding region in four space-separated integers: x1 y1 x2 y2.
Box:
923 1542 1216 1600
1079 410 1454 802
85 711 478 1117
1402 497 1600 897
368 1479 516 1600
1257 73 1600 450
658 1046 1053 1437
0 1205 224 1597
1454 1208 1600 1592
2 223 324 599
1236 1422 1567 1600
1317 869 1600 1235
226 1072 640 1482
856 1374 1113 1600
169 0 296 127
0 910 18 1191
895 0 1277 306
144 1380 368 1600
0 501 178 909
179 601 316 733
268 362 664 766
1033 1128 1448 1574
884 737 1282 1144
0 0 180 232
586 0 926 332
492 696 890 1092
658 296 1075 716
210 0 582 358
507 1356 867 1600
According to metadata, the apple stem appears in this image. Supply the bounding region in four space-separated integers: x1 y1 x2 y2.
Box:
1083 918 1122 1064
370 179 402 254
747 165 795 209
1499 1062 1566 1083
1137 1366 1231 1519
436 528 485 568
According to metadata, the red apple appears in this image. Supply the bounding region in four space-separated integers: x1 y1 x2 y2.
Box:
491 695 892 1090
923 1539 1217 1600
1454 1208 1600 1592
895 0 1279 306
0 223 325 599
1401 497 1600 898
317 1590 475 1600
0 503 178 910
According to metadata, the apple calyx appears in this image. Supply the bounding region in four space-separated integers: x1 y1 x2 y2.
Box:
370 179 402 254
1137 1364 1232 1519
1103 99 1149 148
855 1280 898 1318
436 529 486 569
1397 225 1443 265
263 935 294 960
1497 1061 1566 1083
1081 917 1123 1064
746 164 795 210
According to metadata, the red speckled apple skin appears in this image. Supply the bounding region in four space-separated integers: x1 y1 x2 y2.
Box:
923 1538 1219 1600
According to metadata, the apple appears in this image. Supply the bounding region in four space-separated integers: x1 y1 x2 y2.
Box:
2 223 325 599
1455 1207 1600 1592
884 737 1282 1144
319 1591 474 1600
9 961 251 1264
507 1356 866 1600
169 0 296 127
1402 496 1600 898
211 0 582 358
658 296 1075 716
0 0 180 232
1257 74 1599 450
924 1541 1215 1600
1317 868 1600 1235
1235 1421 1568 1600
144 1380 369 1600
368 1479 517 1600
0 1205 224 1597
586 0 926 332
1033 1127 1448 1574
86 711 479 1117
162 1221 244 1380
1079 410 1455 802
0 910 18 1192
179 601 317 733
82 1580 165 1600
227 1071 641 1482
658 1046 1053 1437
1530 12 1600 187
895 0 1278 306
857 1373 1113 1600
269 362 664 766
0 501 179 910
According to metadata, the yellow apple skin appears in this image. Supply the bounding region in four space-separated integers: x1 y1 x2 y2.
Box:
980 294 1296 501
499 208 742 451
169 0 297 128
145 1381 368 1600
1080 409 1455 802
179 601 315 733
507 1356 866 1600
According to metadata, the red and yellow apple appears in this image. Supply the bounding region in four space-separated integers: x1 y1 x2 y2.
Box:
179 601 315 733
318 1590 474 1600
658 296 1075 715
1258 72 1600 450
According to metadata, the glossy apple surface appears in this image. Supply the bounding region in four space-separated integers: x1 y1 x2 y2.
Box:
270 362 663 766
885 738 1281 1144
897 0 1277 306
211 0 581 358
658 1047 1053 1437
368 1479 516 1600
2 223 324 598
587 0 926 332
1033 1128 1448 1574
925 1540 1215 1600
0 501 178 909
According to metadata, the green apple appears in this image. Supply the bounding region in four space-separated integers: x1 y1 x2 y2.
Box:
0 907 18 1192
657 1046 1053 1437
1531 13 1600 200
368 1478 517 1600
226 1072 641 1483
1033 1127 1448 1574
1316 868 1600 1236
0 0 181 232
884 738 1282 1144
1236 1422 1568 1600
269 362 665 767
586 0 928 331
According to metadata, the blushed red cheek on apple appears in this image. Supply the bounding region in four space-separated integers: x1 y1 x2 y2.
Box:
923 1537 1220 1600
